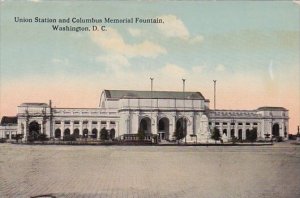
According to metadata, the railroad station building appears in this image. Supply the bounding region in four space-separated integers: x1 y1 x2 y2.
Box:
0 89 289 142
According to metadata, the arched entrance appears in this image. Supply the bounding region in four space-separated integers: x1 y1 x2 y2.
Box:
230 129 235 138
175 117 187 140
139 117 151 134
73 128 80 138
55 128 61 138
64 128 70 137
29 121 40 140
246 129 250 141
272 123 280 137
158 117 169 140
223 129 227 136
83 128 89 138
92 128 98 139
238 129 243 140
110 128 115 139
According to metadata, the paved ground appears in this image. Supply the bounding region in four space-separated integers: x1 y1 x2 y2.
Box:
0 143 300 198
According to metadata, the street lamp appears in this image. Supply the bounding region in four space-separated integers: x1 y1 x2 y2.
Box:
213 80 217 110
150 77 154 140
182 78 186 144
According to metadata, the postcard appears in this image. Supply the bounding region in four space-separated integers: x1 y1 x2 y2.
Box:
0 1 299 198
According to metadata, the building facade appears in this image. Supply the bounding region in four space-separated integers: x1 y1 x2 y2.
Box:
0 90 289 142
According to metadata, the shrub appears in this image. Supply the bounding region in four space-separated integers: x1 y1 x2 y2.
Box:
100 127 109 140
211 127 221 143
137 127 145 140
247 128 257 143
38 133 49 141
63 134 76 141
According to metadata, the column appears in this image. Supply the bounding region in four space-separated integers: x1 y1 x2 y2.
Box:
88 121 92 137
41 121 44 134
186 116 193 141
70 121 74 135
79 121 83 136
107 121 110 130
227 123 230 138
242 122 246 140
234 123 238 138
152 113 158 135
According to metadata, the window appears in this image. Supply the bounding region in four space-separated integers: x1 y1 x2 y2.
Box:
253 122 258 125
92 121 97 124
209 122 212 125
74 121 79 124
64 121 70 124
101 121 106 125
223 122 227 125
238 123 243 125
215 122 219 125
83 121 88 124
231 122 235 125
55 121 61 124
110 121 115 125
246 123 250 125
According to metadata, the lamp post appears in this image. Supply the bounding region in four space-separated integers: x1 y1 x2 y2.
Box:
182 78 186 144
150 77 154 139
213 80 217 110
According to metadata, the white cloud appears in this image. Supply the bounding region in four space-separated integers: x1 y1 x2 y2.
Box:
156 15 204 44
215 64 226 72
157 15 190 39
52 58 69 65
192 65 206 73
90 27 166 58
128 28 142 37
96 54 130 70
293 1 300 6
189 35 204 44
161 63 188 78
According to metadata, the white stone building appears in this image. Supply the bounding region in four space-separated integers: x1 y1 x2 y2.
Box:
0 89 289 142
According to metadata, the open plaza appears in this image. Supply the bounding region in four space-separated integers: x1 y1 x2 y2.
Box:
0 143 299 198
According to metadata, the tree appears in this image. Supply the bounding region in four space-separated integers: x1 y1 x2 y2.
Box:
211 127 221 143
247 128 257 143
100 127 109 141
63 134 76 141
173 128 185 143
137 127 145 140
110 129 116 140
173 119 186 143
15 134 23 143
38 133 49 142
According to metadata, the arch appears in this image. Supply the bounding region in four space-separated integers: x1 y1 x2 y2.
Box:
64 128 70 137
29 121 40 140
158 117 170 140
175 117 187 140
238 129 243 140
83 128 89 138
110 128 116 139
272 123 280 137
223 129 227 136
92 128 98 139
246 129 251 141
230 129 235 137
55 128 61 138
73 128 80 138
139 117 152 134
